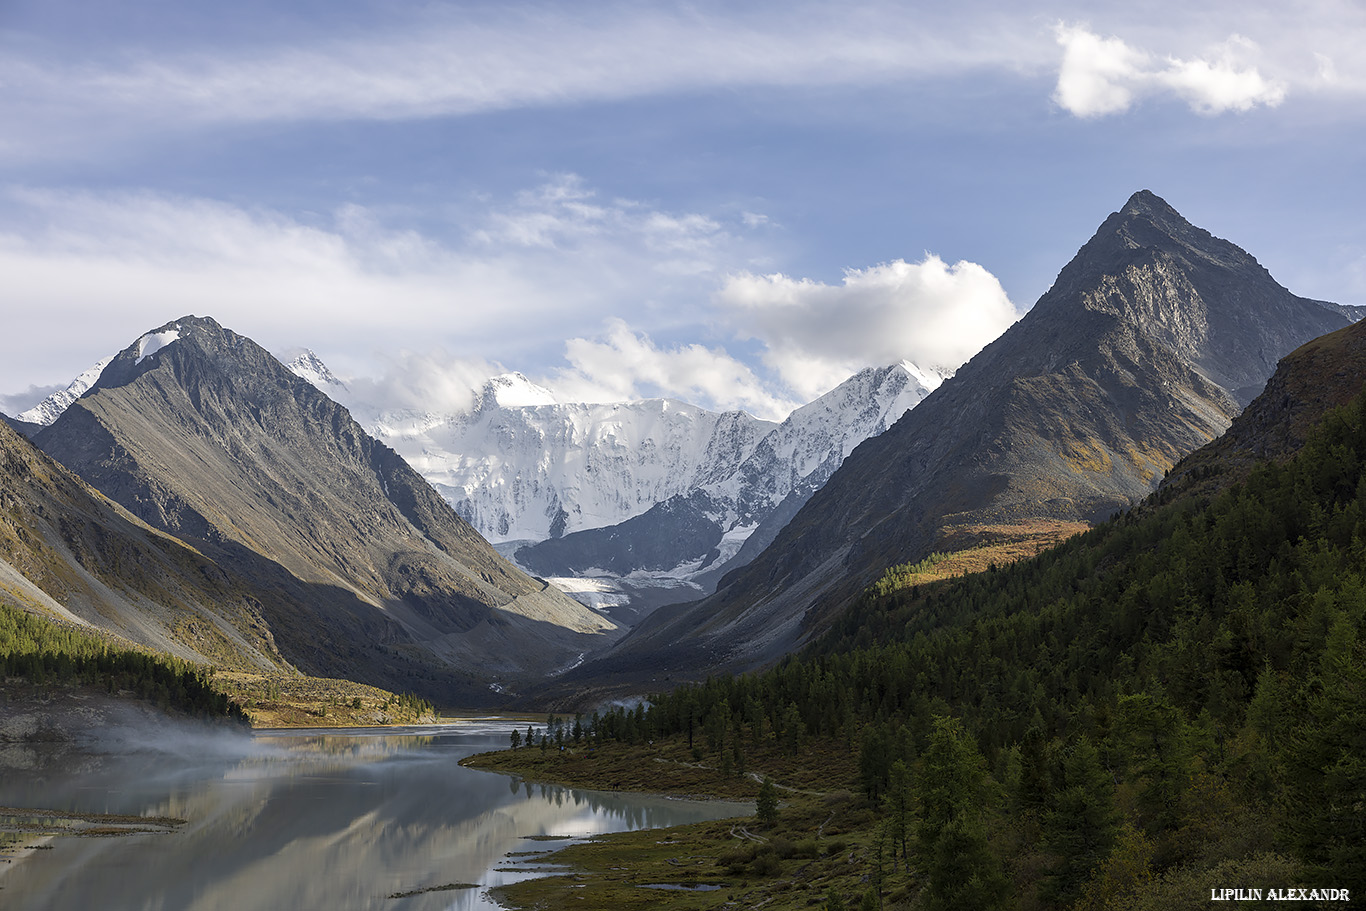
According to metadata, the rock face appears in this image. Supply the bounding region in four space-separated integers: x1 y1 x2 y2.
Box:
33 316 617 702
0 417 286 671
514 363 944 586
1163 315 1366 491
569 190 1355 688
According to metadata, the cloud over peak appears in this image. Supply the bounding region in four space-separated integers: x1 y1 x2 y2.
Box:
718 255 1020 402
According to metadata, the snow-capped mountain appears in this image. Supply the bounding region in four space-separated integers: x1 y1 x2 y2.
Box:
366 373 777 542
17 356 114 425
711 361 947 520
287 349 347 393
514 361 948 590
25 346 943 588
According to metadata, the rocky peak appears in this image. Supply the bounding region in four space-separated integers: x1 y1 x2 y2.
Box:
33 315 618 702
1030 192 1346 404
287 349 347 391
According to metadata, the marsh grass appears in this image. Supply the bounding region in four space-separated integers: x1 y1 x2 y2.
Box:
467 736 918 911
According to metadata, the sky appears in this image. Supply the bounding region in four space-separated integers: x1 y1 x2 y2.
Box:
1 0 1364 422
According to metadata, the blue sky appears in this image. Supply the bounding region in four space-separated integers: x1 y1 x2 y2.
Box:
2 0 1363 420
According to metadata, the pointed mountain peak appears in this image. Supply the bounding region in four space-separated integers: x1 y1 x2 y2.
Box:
88 315 248 392
1094 189 1209 253
287 349 347 391
1043 190 1272 310
1121 188 1180 219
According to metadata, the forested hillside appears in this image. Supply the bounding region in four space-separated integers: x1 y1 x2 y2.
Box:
0 604 249 723
582 385 1366 907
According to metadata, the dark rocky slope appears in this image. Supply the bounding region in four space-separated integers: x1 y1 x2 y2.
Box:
1162 315 1366 493
0 417 285 670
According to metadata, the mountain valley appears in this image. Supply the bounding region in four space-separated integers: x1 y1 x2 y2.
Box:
2 191 1361 714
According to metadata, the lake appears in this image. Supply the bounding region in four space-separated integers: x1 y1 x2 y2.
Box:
0 719 749 910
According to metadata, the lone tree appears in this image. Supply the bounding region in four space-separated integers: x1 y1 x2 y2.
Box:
510 728 522 750
756 777 779 825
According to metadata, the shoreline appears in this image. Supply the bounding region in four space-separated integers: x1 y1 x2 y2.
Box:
460 737 887 911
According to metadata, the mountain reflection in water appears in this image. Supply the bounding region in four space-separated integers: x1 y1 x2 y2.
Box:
0 720 747 910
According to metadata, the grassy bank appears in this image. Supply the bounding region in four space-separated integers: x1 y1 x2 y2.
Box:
215 671 437 727
462 736 912 911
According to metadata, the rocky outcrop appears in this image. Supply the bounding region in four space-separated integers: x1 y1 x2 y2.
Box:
1163 316 1366 492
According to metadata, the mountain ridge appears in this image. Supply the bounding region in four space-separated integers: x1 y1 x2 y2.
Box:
32 316 617 703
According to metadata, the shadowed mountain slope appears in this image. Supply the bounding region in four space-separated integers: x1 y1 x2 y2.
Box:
562 191 1355 693
0 417 286 670
1163 316 1366 495
33 316 617 702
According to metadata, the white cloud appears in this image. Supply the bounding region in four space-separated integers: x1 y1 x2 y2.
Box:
1053 25 1149 116
550 319 799 421
0 178 1018 423
0 178 806 417
470 174 732 277
718 255 1019 402
342 350 504 419
0 179 767 393
1054 24 1286 117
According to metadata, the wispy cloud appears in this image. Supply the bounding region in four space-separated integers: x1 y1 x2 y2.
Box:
0 4 1036 158
0 179 761 394
4 2 1362 163
0 176 1023 422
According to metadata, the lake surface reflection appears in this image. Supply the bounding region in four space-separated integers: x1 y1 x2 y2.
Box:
0 720 748 910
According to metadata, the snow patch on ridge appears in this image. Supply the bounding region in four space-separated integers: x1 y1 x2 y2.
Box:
135 328 180 364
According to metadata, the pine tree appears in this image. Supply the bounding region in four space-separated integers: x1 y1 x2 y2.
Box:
921 814 1008 911
884 759 912 861
1041 736 1119 906
756 777 778 825
916 716 1007 911
1281 611 1366 892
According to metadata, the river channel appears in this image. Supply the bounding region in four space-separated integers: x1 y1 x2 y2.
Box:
0 719 749 910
